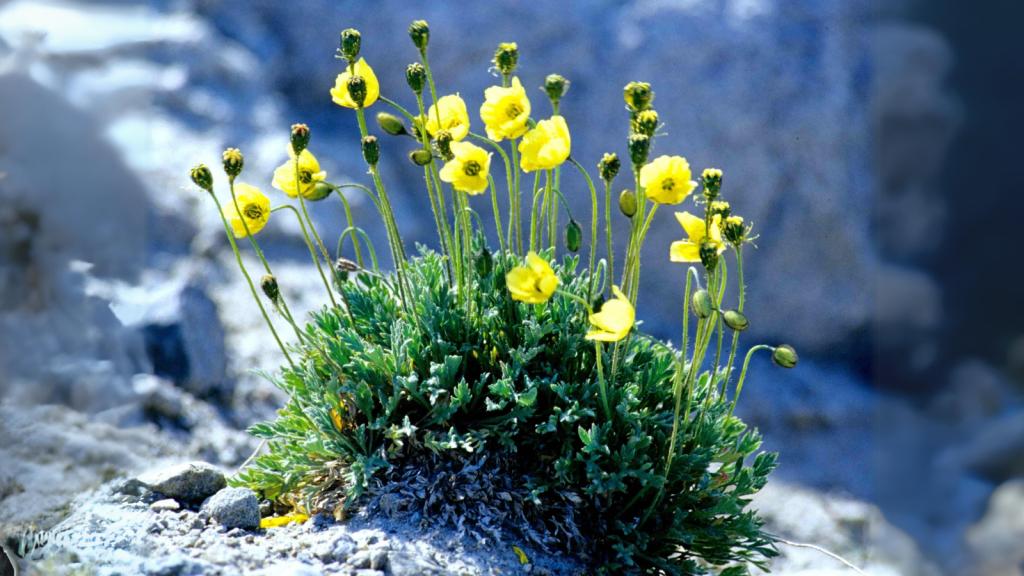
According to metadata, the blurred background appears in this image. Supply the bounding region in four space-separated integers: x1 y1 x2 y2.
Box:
0 0 1021 574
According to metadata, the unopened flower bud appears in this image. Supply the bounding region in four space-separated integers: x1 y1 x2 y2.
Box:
409 149 433 166
708 200 730 220
702 168 723 198
358 136 378 166
633 109 659 137
307 181 333 202
290 124 310 154
691 289 713 319
628 134 650 167
376 112 408 136
772 344 798 369
474 247 493 278
334 258 360 285
340 29 361 62
408 20 429 52
190 164 214 191
347 75 367 108
434 129 453 161
591 293 606 314
222 148 244 179
598 153 620 183
699 241 720 271
361 136 380 166
406 63 426 94
624 81 654 111
619 190 637 218
564 219 582 253
493 43 518 76
722 309 749 331
544 74 569 105
260 275 280 305
722 215 746 246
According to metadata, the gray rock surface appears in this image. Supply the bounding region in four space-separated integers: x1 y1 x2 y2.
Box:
200 488 260 530
140 462 226 504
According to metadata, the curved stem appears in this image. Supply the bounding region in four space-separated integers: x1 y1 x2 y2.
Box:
568 157 599 301
487 175 507 259
727 345 771 420
270 204 336 306
665 269 694 473
335 226 380 273
325 184 363 268
378 95 416 122
604 180 614 299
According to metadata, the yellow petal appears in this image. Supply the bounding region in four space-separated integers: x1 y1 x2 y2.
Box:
670 241 700 262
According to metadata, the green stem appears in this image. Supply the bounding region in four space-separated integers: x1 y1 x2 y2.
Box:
488 175 507 259
211 193 292 364
557 289 611 420
727 345 771 420
722 246 746 389
335 226 379 272
568 157 599 301
510 139 523 254
529 170 543 252
325 184 363 269
604 179 614 299
270 204 335 307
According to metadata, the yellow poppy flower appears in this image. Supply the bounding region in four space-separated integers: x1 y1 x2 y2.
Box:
586 286 635 342
426 94 470 141
505 252 560 304
438 141 492 194
223 183 271 238
518 116 571 172
259 513 310 529
639 155 697 205
670 212 726 262
330 58 380 108
271 144 327 200
479 77 531 141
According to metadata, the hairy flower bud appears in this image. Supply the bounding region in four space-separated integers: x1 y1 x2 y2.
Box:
699 241 719 271
408 20 429 52
347 75 368 108
598 153 620 183
409 149 433 166
772 344 798 369
406 63 426 94
564 219 582 253
290 124 310 154
474 246 493 278
190 164 214 192
376 112 408 136
722 309 749 331
691 289 713 319
632 109 659 137
340 29 361 61
260 275 280 305
702 168 723 199
334 258 360 284
619 189 637 218
361 136 380 166
434 129 453 161
493 43 519 76
722 215 747 246
628 134 650 167
544 74 569 105
624 81 654 111
307 181 333 202
222 148 244 179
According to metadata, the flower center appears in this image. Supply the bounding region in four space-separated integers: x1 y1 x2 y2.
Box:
299 170 313 184
243 203 264 221
504 102 523 119
661 177 675 191
463 160 481 176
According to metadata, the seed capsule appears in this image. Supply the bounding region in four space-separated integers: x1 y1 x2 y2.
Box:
290 124 310 154
361 136 380 167
691 289 713 319
260 275 280 305
222 148 244 179
544 74 569 105
376 112 408 136
339 29 361 61
408 20 429 52
772 345 798 369
619 190 637 218
623 81 654 111
702 168 723 199
190 164 213 192
722 309 749 331
699 241 720 271
406 63 426 94
633 109 659 137
434 129 453 161
628 134 650 167
564 219 582 253
493 43 519 76
347 75 367 108
598 153 620 183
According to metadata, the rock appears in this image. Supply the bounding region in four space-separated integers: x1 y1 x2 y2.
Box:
314 534 356 563
152 498 182 512
348 550 373 569
928 359 1014 425
385 551 450 576
141 462 226 504
200 487 260 530
143 554 216 576
966 479 1024 575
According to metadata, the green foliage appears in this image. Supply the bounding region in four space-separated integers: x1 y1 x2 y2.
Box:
235 244 778 575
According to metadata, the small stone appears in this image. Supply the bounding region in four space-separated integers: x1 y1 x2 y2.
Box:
522 564 532 574
385 551 451 576
348 550 373 568
355 571 385 576
200 487 260 529
151 498 181 512
226 528 245 538
370 549 388 570
139 462 226 504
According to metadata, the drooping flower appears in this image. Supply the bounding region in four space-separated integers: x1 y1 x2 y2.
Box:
426 94 470 141
670 212 725 263
330 58 380 108
506 252 559 304
223 183 271 238
479 77 531 141
439 141 492 194
586 286 635 342
259 513 310 529
272 144 327 200
640 155 697 205
518 116 571 172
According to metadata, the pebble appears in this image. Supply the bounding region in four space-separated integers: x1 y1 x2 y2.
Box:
139 462 226 504
151 498 181 512
200 487 260 529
